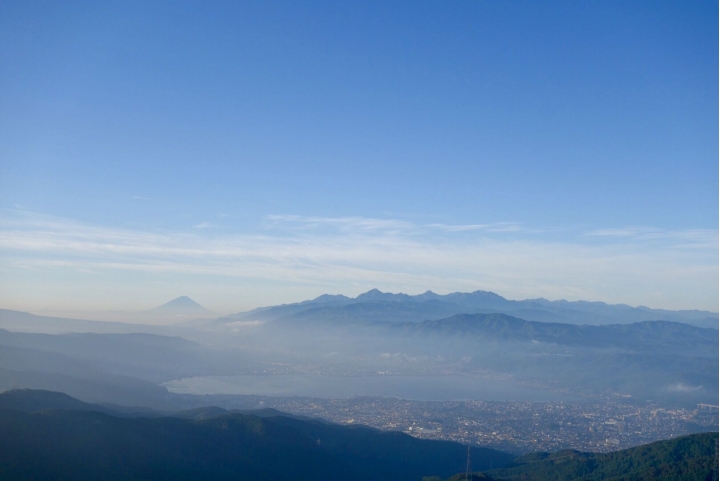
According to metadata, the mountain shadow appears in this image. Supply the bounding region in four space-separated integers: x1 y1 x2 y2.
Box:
0 389 514 481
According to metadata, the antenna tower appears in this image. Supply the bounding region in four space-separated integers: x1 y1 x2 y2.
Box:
465 445 471 481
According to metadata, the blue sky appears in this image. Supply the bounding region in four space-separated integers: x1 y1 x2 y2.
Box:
0 1 717 313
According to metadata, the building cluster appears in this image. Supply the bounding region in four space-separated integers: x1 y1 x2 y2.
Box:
255 396 719 454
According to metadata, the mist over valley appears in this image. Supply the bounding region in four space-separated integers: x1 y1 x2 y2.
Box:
1 289 716 412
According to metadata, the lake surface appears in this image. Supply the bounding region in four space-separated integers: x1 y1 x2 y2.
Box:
163 374 581 402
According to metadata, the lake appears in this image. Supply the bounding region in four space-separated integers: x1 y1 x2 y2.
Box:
163 374 582 402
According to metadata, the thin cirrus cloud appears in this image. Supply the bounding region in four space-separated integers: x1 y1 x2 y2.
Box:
0 210 717 311
586 227 718 249
427 223 523 233
264 214 416 233
265 215 522 235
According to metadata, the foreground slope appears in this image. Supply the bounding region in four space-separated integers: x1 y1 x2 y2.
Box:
480 432 718 481
0 389 513 481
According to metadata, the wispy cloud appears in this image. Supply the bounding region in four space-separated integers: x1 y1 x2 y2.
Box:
427 222 522 233
264 215 414 233
0 211 717 311
586 227 718 248
265 215 524 236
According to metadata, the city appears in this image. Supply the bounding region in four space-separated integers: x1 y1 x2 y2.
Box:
248 395 719 454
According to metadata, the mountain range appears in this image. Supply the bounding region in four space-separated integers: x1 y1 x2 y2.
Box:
1 291 717 409
222 289 718 329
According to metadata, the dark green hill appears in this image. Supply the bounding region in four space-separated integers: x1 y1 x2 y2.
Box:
0 408 348 481
0 389 514 481
0 388 167 418
266 414 513 480
478 432 718 481
0 388 103 412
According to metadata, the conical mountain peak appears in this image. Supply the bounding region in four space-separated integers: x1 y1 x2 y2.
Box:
151 296 212 313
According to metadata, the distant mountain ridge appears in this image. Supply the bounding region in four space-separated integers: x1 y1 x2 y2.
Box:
399 313 718 357
222 289 718 329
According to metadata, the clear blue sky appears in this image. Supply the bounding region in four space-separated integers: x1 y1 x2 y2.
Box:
0 1 717 313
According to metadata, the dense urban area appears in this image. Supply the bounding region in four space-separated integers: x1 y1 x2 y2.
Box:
250 395 718 454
